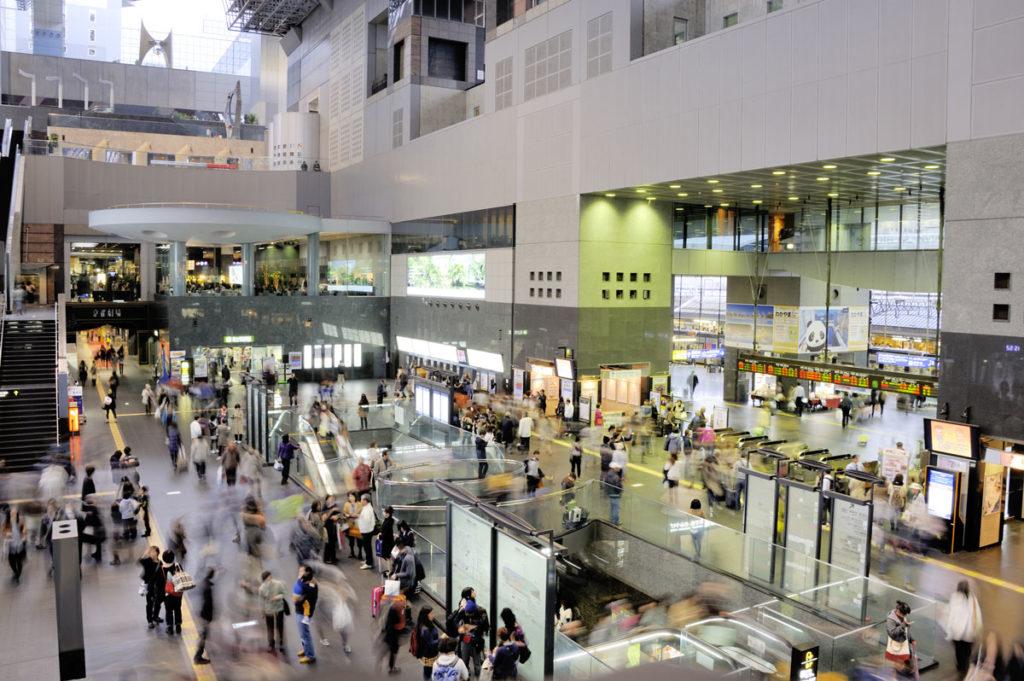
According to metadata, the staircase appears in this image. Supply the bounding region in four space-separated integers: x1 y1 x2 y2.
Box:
0 317 58 471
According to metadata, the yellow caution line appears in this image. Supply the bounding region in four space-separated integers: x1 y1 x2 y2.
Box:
96 382 216 681
902 551 1024 595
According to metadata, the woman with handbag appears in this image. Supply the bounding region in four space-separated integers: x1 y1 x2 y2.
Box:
342 492 363 561
162 550 185 636
885 601 915 669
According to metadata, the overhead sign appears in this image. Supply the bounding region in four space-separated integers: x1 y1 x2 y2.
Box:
223 335 254 344
737 354 936 397
874 351 937 370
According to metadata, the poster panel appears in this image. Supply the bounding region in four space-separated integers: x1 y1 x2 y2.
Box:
797 307 849 354
772 305 801 353
782 484 821 595
725 304 774 349
449 505 493 611
829 497 871 575
847 306 869 351
743 474 777 584
496 532 551 681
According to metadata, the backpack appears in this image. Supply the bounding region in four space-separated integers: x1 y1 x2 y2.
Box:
415 556 426 582
445 609 462 637
433 663 462 681
492 644 519 677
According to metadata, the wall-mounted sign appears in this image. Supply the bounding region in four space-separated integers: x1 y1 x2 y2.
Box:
288 352 303 370
874 351 937 370
737 354 936 397
790 644 819 681
223 335 254 344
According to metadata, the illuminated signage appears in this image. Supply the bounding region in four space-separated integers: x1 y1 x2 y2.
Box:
924 418 979 460
737 355 936 397
790 645 819 681
223 335 254 344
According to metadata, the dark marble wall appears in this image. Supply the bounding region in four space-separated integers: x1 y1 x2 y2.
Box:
164 296 391 377
512 304 579 369
389 296 513 371
938 331 1024 441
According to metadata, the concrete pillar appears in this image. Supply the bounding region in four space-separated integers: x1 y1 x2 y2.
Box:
241 243 254 297
139 242 155 301
169 241 186 297
306 232 319 296
52 519 85 680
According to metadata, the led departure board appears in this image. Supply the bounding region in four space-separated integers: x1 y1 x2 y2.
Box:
737 355 936 397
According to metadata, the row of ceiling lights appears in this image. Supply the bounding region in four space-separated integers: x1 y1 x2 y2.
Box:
603 157 942 207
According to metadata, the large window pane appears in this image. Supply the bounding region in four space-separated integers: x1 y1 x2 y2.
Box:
875 205 901 251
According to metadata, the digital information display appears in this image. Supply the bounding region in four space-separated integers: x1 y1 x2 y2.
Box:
407 252 486 299
927 419 976 459
737 355 935 397
927 468 956 520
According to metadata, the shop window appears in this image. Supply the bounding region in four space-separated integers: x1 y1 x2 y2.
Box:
643 273 651 282
995 272 1011 290
602 272 610 281
629 290 637 299
602 289 610 299
723 12 738 28
993 304 1010 321
630 273 637 282
643 290 651 300
616 272 624 282
616 290 624 299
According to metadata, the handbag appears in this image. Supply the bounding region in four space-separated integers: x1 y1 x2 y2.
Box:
170 567 196 593
283 600 291 616
886 636 911 658
479 658 494 681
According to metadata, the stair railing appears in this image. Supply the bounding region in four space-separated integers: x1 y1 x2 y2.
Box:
55 296 67 443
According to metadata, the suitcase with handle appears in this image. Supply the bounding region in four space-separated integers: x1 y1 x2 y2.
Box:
371 584 384 617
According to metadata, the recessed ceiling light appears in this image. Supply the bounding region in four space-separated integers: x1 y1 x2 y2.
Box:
604 193 616 197
752 200 763 205
772 170 786 176
720 203 730 207
879 157 896 163
785 243 795 250
866 170 881 176
827 192 839 198
924 164 940 170
822 164 837 170
712 188 723 193
893 186 906 192
677 192 688 197
675 207 684 211
636 189 647 194
816 176 830 182
704 204 713 208
750 184 763 189
707 179 720 184
646 196 656 201
669 184 681 189
788 196 799 201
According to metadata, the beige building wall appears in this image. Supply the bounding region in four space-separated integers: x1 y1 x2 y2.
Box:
47 127 267 163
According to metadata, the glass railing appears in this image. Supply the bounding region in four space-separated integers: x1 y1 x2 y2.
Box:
411 528 447 603
21 139 315 172
494 479 939 673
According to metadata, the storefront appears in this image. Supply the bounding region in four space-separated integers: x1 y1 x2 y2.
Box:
396 335 505 392
68 242 141 302
185 246 244 295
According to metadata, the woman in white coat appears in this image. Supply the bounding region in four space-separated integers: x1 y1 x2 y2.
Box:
945 580 983 675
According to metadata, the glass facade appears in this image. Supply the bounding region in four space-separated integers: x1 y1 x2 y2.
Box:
672 275 726 365
186 246 244 296
392 205 514 254
672 200 941 253
318 233 390 297
68 242 140 301
254 240 307 296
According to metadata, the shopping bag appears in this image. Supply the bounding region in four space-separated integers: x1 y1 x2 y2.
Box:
384 579 401 596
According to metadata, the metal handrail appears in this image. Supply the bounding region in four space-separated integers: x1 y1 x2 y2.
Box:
53 301 59 442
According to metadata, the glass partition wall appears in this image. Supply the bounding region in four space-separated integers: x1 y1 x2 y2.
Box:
318 233 390 296
68 242 141 301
